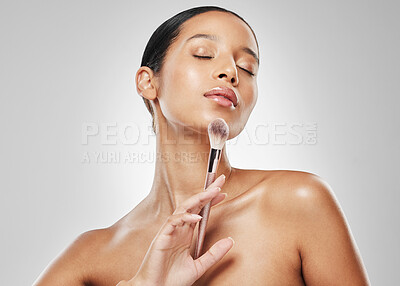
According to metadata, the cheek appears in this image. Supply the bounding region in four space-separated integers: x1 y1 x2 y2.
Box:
242 80 258 112
231 82 258 136
162 57 203 94
157 62 205 123
250 82 258 109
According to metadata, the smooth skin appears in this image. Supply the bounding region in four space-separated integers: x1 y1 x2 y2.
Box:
117 175 233 286
34 11 370 285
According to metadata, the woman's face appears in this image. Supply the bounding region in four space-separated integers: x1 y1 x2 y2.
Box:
155 11 259 139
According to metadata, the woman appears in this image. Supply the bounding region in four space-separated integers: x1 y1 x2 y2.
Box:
34 6 370 286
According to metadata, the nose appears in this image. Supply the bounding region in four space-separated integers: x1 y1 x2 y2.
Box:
214 59 239 86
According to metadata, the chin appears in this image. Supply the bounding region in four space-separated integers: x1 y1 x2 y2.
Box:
193 113 243 139
167 100 243 137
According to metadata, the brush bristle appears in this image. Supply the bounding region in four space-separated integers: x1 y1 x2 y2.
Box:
208 118 229 149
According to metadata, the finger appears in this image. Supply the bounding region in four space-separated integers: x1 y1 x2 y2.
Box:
173 174 226 214
163 213 203 236
194 237 235 278
173 186 222 215
174 174 225 214
210 193 228 207
204 174 226 191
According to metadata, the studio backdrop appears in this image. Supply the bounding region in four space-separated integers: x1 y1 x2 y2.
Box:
0 0 399 285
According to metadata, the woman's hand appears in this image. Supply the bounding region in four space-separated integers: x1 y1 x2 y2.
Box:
117 174 234 286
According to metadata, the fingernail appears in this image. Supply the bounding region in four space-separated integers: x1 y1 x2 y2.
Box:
222 192 228 197
208 186 221 192
191 214 202 220
221 174 226 180
228 237 235 245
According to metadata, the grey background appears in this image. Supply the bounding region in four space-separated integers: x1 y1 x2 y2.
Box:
0 0 399 285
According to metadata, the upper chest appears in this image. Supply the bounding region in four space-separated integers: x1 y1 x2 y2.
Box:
87 171 308 285
190 206 304 285
87 206 304 286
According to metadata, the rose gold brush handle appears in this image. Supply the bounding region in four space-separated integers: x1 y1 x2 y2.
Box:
194 172 216 259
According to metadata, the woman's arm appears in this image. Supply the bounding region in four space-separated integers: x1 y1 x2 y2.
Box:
294 174 370 285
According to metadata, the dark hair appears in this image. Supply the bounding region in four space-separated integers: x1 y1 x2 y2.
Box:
140 6 259 133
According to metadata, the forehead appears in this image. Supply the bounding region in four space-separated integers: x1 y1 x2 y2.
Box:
175 11 258 54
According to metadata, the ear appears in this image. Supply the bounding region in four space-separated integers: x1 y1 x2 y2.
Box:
135 66 158 101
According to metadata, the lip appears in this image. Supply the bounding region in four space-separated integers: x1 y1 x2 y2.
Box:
204 86 238 107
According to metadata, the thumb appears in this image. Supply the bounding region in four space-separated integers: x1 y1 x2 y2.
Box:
194 237 234 278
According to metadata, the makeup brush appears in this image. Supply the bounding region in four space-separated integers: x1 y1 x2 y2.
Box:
194 118 229 259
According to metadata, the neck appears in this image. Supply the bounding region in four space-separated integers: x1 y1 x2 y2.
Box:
147 120 232 217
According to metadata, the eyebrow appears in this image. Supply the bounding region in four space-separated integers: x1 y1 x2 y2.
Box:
186 33 259 65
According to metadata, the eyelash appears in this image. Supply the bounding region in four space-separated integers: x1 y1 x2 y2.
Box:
193 55 255 76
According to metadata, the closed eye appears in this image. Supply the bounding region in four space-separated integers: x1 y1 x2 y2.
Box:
193 55 213 59
238 66 255 76
193 55 255 76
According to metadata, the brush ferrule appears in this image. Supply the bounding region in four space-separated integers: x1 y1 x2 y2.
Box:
207 148 222 173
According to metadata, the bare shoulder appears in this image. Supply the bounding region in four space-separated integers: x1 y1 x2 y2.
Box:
233 168 329 197
251 169 370 285
33 228 112 286
34 202 162 286
256 169 347 232
251 169 336 210
230 168 336 216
